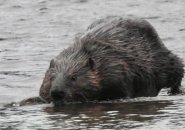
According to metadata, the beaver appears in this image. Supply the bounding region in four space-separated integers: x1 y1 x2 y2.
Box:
40 16 184 105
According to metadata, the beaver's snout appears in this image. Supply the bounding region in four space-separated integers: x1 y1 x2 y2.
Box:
50 89 65 102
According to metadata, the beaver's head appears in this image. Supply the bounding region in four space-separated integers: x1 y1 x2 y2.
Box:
39 44 104 106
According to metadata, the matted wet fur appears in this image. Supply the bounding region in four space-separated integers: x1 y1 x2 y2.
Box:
39 16 184 106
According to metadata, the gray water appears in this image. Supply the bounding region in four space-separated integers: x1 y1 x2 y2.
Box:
0 0 185 129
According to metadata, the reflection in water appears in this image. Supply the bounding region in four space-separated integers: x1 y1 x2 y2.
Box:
0 100 174 129
41 100 176 129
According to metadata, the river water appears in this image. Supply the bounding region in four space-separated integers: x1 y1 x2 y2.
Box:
0 0 185 129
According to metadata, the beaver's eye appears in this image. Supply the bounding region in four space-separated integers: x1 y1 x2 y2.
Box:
71 76 77 81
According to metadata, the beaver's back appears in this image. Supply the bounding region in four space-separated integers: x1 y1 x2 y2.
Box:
77 17 164 72
81 16 168 67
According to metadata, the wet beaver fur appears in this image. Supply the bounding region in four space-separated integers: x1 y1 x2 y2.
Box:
40 16 184 105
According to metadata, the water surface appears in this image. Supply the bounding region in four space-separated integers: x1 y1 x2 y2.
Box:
0 0 185 129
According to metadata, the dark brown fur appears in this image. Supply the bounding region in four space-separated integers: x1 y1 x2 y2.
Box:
39 16 184 105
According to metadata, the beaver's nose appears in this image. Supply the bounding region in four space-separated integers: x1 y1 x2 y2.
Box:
50 89 65 101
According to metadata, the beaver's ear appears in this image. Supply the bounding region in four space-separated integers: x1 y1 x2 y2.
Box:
87 58 95 70
49 59 55 68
